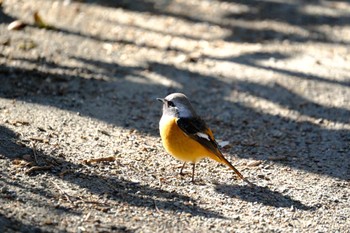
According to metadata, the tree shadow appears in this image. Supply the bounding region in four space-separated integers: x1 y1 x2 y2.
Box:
146 62 350 181
224 0 349 27
215 184 315 210
222 0 350 43
0 59 162 136
1 1 349 230
1 56 349 181
206 51 350 88
0 125 224 222
77 0 350 44
238 81 350 124
0 213 43 233
0 125 83 231
0 124 32 159
0 3 16 24
59 168 224 219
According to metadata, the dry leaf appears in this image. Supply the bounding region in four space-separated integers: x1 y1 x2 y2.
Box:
33 11 53 29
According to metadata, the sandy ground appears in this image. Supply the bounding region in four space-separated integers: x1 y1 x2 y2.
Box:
1 0 350 232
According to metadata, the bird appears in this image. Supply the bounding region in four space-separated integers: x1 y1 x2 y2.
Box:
157 92 248 183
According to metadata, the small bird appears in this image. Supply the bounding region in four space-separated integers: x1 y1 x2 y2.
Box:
158 92 247 183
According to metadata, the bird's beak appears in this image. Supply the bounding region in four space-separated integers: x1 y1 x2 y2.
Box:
157 98 165 103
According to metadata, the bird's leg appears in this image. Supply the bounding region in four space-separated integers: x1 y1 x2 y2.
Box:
191 163 196 183
179 162 186 175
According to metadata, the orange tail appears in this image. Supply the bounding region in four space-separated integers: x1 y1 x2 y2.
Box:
209 150 253 185
219 155 244 180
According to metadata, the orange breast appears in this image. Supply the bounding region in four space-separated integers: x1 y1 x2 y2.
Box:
159 116 211 163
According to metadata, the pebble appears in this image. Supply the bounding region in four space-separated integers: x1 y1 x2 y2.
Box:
247 160 263 167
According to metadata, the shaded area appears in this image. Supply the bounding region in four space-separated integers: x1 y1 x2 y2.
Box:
0 54 349 181
78 0 350 44
225 0 349 26
148 63 350 180
216 184 315 210
238 80 350 124
1 0 350 231
0 125 32 159
0 213 43 233
222 0 350 43
0 3 15 24
61 170 224 219
207 51 350 88
0 125 224 225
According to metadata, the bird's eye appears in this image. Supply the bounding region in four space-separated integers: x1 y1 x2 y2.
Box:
167 101 175 107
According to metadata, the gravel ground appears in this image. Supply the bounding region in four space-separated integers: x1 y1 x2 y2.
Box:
1 0 350 232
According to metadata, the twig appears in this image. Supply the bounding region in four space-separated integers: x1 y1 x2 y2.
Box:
98 129 111 136
30 137 46 143
51 181 74 203
32 143 39 165
83 212 92 221
83 156 115 165
243 178 254 187
153 200 162 214
59 169 73 178
25 165 52 175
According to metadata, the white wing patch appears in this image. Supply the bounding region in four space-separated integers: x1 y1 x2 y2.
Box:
196 132 210 141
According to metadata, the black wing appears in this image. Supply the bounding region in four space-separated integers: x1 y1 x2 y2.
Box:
177 117 246 180
176 117 220 156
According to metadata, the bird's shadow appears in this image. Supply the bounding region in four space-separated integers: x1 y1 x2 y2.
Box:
216 183 316 211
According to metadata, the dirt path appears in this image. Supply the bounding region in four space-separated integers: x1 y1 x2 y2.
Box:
1 0 349 232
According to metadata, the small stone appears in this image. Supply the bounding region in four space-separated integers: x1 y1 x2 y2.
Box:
1 186 9 193
247 160 262 167
22 154 32 161
7 20 26 30
270 130 283 138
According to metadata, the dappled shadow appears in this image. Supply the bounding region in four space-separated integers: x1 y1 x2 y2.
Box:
0 213 43 233
59 168 224 219
0 60 162 135
207 51 350 88
0 4 15 24
1 54 349 181
222 0 350 43
0 125 32 159
0 0 348 195
0 125 224 220
144 62 350 180
1 1 349 231
78 0 350 44
224 0 349 26
216 184 315 210
238 81 350 124
0 125 82 231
